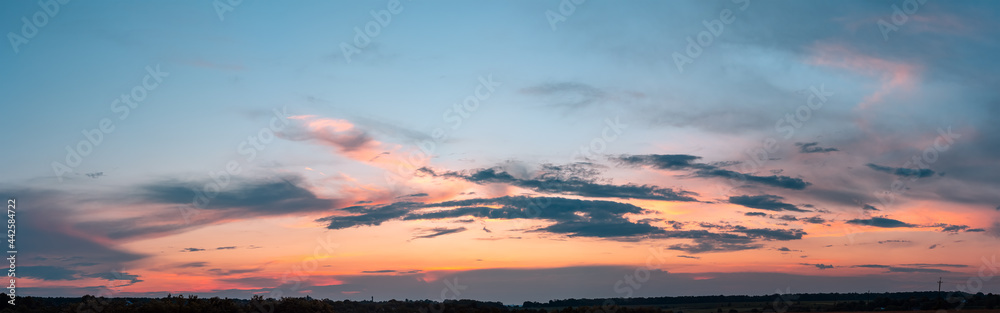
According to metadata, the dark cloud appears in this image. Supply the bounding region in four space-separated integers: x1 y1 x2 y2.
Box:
413 227 467 239
208 268 263 275
85 172 104 179
900 263 968 268
216 246 236 250
777 247 792 252
659 226 804 254
744 212 768 217
866 163 935 178
936 224 970 233
667 242 764 254
735 227 806 240
853 263 955 274
887 267 949 273
397 193 428 198
929 244 938 249
878 240 910 244
800 216 826 224
21 266 79 280
140 175 337 214
421 165 699 202
6 188 147 270
361 270 397 273
852 264 890 268
778 215 799 221
320 196 664 239
796 142 838 153
614 154 811 190
320 195 807 246
929 224 985 234
863 204 879 211
845 217 915 228
728 195 809 212
177 262 207 268
801 263 833 270
181 248 205 252
82 271 143 286
677 255 700 259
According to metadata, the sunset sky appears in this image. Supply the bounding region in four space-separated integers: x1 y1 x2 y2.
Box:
2 0 1000 305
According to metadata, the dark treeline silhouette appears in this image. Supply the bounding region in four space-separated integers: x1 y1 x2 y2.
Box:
525 291 998 312
1 292 997 313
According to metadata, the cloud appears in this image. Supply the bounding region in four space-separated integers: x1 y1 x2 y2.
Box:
82 271 143 286
900 263 968 268
744 212 768 217
851 264 950 273
887 267 949 273
320 196 665 239
85 172 104 179
361 270 397 273
800 216 826 224
927 223 984 233
141 175 337 215
413 227 467 240
878 240 910 244
422 165 700 202
216 246 237 250
801 263 834 270
846 217 916 228
667 242 764 254
852 264 890 268
278 117 381 156
320 195 808 245
397 193 429 198
181 248 206 252
521 82 607 109
777 247 792 252
177 262 207 268
658 226 804 254
863 204 879 211
929 244 938 249
677 255 701 259
728 195 809 212
614 154 811 190
21 266 79 280
796 142 838 153
866 163 935 178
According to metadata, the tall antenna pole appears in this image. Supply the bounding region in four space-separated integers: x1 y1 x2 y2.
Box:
938 277 942 292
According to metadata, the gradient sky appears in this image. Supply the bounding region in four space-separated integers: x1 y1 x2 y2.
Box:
2 0 1000 305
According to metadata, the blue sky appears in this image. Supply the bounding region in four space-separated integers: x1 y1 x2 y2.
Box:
2 0 1000 305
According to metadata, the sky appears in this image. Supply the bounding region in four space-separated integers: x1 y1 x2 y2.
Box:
1 0 1000 305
